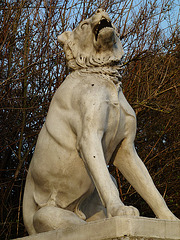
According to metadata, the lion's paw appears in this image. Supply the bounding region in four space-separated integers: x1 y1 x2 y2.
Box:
107 204 139 218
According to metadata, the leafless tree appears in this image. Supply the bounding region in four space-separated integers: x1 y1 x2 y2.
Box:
0 0 179 238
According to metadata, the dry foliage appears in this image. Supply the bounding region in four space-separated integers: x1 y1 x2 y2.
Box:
0 0 179 239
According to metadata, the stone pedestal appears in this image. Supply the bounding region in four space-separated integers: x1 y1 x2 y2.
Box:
15 217 180 240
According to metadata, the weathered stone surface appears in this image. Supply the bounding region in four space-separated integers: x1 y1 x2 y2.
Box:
15 217 180 240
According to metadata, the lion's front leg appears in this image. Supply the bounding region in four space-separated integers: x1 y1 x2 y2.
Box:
113 138 178 220
78 97 139 218
79 134 139 218
79 131 123 214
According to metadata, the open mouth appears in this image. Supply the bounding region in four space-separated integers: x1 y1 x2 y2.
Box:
94 18 113 41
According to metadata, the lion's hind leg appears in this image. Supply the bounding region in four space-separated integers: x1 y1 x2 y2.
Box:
33 206 86 233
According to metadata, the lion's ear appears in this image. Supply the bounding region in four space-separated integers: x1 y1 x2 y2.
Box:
58 31 71 46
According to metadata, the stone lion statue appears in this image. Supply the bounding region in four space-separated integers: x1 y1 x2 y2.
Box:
23 9 178 235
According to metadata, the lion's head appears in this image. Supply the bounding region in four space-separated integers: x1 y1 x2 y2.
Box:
58 9 124 70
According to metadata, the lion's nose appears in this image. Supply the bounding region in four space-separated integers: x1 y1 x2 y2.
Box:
96 9 105 14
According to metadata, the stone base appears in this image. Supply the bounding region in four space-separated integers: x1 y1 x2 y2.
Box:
15 217 180 240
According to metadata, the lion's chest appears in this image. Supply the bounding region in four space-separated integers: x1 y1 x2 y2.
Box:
102 88 136 163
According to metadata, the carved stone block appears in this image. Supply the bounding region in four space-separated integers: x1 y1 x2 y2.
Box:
15 217 180 240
